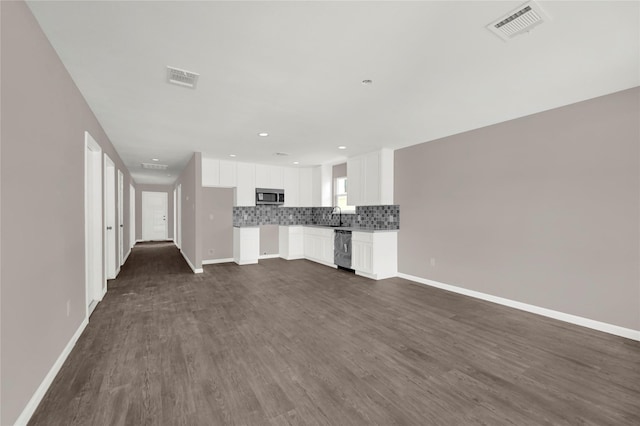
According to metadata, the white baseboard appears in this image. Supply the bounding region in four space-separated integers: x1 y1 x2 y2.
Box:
259 254 280 260
397 273 640 342
135 239 144 243
234 259 259 265
123 248 131 263
202 258 234 265
180 249 203 274
13 317 89 426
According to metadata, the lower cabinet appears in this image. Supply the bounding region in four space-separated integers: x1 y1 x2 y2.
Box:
352 231 397 280
233 227 259 265
279 226 304 260
303 227 335 267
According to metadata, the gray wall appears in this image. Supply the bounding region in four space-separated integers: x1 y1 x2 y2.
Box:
395 87 639 331
0 2 134 424
175 153 202 270
202 187 234 261
135 184 175 241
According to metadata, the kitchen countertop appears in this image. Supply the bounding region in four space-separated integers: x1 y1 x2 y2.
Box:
285 224 399 233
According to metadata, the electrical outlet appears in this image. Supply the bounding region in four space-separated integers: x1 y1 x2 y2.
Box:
66 300 71 317
430 258 436 267
357 215 361 221
243 214 248 220
389 215 395 222
289 214 293 220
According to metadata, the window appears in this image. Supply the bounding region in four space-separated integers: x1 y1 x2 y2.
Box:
334 177 355 213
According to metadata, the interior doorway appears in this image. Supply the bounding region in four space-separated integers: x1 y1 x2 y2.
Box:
117 170 124 269
85 132 103 316
104 154 117 280
130 184 135 251
142 191 168 241
176 184 182 249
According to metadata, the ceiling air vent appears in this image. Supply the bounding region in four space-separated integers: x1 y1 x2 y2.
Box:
141 162 169 170
487 1 550 41
166 66 199 89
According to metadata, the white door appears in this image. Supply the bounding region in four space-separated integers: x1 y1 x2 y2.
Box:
104 154 117 280
176 184 182 249
85 132 104 315
130 184 135 250
142 191 168 241
173 189 177 243
117 170 124 268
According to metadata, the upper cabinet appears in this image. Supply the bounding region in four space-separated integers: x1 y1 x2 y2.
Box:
255 164 284 189
202 157 317 207
202 158 237 187
347 149 394 206
235 162 256 206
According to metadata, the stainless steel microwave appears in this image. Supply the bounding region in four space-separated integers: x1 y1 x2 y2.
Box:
256 188 285 205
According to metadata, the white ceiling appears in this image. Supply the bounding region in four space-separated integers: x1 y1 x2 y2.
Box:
27 1 639 185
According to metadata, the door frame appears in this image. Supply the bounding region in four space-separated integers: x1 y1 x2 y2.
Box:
104 154 117 281
84 132 104 317
117 169 124 269
176 184 182 249
130 183 136 251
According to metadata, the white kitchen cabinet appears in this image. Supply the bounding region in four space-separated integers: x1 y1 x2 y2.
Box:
202 157 220 186
233 227 259 265
283 167 300 207
279 226 304 260
352 231 397 280
347 156 364 206
235 162 256 206
219 160 237 187
303 227 335 267
256 164 284 189
298 168 313 207
347 149 394 206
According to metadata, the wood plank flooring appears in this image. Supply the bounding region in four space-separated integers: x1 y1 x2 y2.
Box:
29 242 640 425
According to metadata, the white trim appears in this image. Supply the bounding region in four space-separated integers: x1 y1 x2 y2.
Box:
397 273 640 342
136 239 144 243
304 257 338 269
235 260 258 265
13 318 89 426
259 254 280 260
123 248 131 264
202 258 234 265
180 249 203 273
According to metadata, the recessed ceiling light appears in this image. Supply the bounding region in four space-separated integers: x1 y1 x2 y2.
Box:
274 152 288 156
167 174 172 177
229 154 237 157
362 79 373 85
152 158 160 161
258 132 269 137
338 146 347 150
293 161 299 165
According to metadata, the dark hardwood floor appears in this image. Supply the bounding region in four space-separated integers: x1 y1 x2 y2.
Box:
29 242 640 425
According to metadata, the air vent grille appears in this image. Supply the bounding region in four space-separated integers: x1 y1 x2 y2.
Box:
166 66 199 89
487 1 549 41
141 162 169 170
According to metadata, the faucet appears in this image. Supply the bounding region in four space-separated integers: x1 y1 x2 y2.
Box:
332 206 343 227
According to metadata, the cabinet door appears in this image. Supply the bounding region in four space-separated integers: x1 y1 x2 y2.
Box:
352 240 373 273
269 166 284 189
298 168 313 207
283 167 299 207
235 163 256 206
219 160 237 187
321 236 334 264
255 164 269 188
364 151 380 206
202 158 220 186
347 156 363 206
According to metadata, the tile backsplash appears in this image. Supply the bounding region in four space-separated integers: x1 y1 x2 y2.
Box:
233 205 399 230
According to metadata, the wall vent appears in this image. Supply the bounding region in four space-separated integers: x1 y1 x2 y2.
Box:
141 162 169 170
487 1 550 41
166 66 199 89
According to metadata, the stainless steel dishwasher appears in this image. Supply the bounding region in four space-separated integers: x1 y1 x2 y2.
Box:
334 229 352 269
